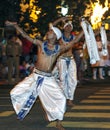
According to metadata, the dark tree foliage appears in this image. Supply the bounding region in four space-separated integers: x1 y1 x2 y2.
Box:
66 0 87 31
0 0 21 27
35 0 88 35
13 0 61 37
18 0 38 36
36 0 61 36
0 0 109 37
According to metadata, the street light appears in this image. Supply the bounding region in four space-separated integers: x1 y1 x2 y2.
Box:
61 5 68 16
60 0 68 16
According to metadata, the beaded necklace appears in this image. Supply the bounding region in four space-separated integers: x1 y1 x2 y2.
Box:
42 41 60 56
62 34 74 43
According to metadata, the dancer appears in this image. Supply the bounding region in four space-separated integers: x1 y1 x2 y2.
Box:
5 21 84 130
52 17 78 107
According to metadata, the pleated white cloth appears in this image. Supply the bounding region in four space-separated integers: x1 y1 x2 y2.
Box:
100 26 108 56
81 20 100 65
10 68 66 121
55 56 77 100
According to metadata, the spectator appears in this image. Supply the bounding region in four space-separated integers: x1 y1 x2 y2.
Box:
6 34 22 83
92 35 106 80
21 37 33 62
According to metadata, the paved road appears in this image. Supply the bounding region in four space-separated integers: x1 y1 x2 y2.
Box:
0 81 110 130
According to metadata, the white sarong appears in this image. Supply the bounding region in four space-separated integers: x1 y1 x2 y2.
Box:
10 68 66 121
55 56 77 100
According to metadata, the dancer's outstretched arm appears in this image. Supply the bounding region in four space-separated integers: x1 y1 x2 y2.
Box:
60 30 84 53
5 21 42 45
52 17 68 26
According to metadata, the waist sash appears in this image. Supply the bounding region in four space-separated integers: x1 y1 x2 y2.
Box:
34 68 52 77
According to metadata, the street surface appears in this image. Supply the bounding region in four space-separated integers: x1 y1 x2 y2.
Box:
0 79 110 130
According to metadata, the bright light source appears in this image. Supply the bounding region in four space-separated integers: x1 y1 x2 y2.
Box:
61 6 68 16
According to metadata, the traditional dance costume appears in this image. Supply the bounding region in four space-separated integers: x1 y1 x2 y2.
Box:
56 56 77 100
10 41 66 121
53 33 77 101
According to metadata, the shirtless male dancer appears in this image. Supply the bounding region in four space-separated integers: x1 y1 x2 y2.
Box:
5 21 83 130
53 17 78 107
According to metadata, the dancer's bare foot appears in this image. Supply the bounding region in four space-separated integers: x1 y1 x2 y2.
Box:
67 100 74 107
56 120 65 130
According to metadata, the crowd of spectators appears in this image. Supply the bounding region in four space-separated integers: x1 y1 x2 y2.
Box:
0 27 110 84
0 29 37 83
